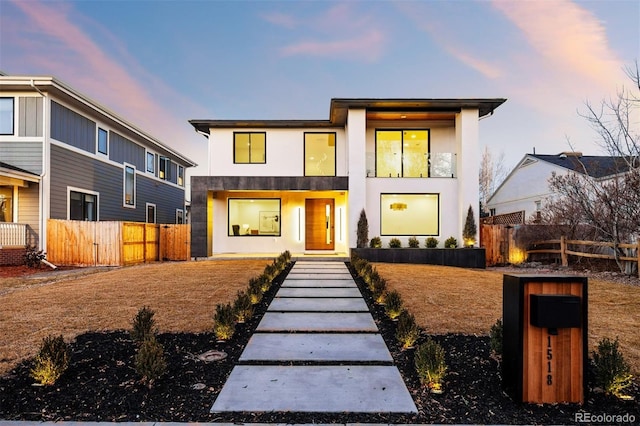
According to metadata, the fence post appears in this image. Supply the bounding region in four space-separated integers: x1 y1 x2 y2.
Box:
560 235 568 267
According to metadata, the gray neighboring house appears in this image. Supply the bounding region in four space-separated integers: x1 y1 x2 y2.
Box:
0 74 196 263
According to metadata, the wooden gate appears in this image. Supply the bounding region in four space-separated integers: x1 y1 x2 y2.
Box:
481 224 523 266
160 224 191 261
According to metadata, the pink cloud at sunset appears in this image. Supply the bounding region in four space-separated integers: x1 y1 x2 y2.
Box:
279 29 385 62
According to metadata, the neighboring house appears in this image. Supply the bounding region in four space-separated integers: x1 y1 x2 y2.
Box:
0 74 196 263
487 152 633 222
189 98 506 257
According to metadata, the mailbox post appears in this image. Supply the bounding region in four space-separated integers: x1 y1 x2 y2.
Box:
502 274 588 404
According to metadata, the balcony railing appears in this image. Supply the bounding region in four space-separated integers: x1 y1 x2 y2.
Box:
0 222 27 247
365 152 457 178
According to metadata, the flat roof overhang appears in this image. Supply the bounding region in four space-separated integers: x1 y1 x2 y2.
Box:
191 176 349 192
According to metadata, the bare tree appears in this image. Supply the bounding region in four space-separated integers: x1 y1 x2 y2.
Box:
479 146 507 216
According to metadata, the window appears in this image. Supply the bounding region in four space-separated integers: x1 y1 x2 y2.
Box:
97 128 108 155
234 132 266 164
228 198 280 236
124 164 135 206
178 165 184 186
146 203 156 223
0 188 13 222
304 132 336 176
69 189 98 221
0 97 14 135
147 152 156 174
380 193 439 235
176 209 184 224
159 156 171 180
376 130 429 177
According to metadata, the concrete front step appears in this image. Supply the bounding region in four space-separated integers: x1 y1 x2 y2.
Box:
282 279 356 288
268 297 369 312
257 312 378 332
239 333 393 362
210 365 417 413
276 287 362 298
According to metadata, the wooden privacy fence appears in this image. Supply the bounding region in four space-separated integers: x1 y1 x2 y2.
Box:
480 224 526 266
47 219 190 266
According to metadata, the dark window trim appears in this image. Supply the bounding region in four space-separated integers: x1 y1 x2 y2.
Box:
379 192 440 236
303 131 337 177
233 132 267 164
227 197 281 237
0 97 15 135
374 128 431 178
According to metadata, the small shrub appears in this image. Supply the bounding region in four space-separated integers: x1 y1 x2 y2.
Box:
233 291 253 323
30 335 70 386
425 237 439 248
369 236 382 248
263 262 277 281
135 336 167 387
356 208 369 248
352 257 368 275
258 274 272 292
592 337 633 399
384 289 404 319
408 236 420 248
24 248 46 268
130 306 157 343
396 311 420 349
444 236 458 248
213 303 236 340
372 276 387 304
415 338 447 393
389 238 402 248
489 318 503 357
361 262 374 285
462 204 477 247
248 277 264 304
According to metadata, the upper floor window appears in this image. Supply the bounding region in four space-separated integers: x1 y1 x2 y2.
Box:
97 128 108 155
234 132 266 164
304 132 336 176
69 189 98 221
0 97 14 135
178 165 185 186
147 152 156 174
159 156 171 180
376 130 429 177
124 164 136 207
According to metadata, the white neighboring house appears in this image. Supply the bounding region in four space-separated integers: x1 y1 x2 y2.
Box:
487 152 632 222
189 97 506 257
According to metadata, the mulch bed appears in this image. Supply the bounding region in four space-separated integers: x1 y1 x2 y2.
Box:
1 262 638 424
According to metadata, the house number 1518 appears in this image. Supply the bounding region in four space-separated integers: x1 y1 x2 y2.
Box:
546 335 553 386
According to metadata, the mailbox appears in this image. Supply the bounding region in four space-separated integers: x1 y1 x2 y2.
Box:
503 275 588 404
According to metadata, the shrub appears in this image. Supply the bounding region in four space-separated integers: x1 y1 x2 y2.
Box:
233 291 254 323
263 263 277 281
396 311 420 349
213 303 236 340
352 257 368 275
462 204 477 247
408 236 420 248
415 338 447 393
130 306 157 343
372 276 387 304
30 335 70 386
24 248 46 268
367 269 380 292
425 237 439 248
258 274 272 292
356 209 369 248
389 238 402 248
444 236 458 248
361 262 374 285
369 236 382 248
384 289 404 319
248 277 263 304
489 318 503 357
591 337 633 399
135 336 167 387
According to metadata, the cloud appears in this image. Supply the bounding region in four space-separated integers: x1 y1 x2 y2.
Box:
280 29 385 62
261 11 298 29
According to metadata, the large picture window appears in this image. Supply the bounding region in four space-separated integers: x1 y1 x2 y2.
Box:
304 132 336 176
0 97 14 135
228 198 280 236
376 130 429 177
69 189 98 221
234 132 266 164
380 193 439 235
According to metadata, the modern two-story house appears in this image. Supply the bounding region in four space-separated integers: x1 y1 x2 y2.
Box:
0 74 196 264
189 98 505 257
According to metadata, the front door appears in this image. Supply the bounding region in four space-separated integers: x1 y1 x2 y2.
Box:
305 198 335 250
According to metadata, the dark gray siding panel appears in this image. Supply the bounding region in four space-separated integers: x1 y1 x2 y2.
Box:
109 131 144 170
18 97 43 137
50 101 95 153
50 144 185 224
0 142 43 174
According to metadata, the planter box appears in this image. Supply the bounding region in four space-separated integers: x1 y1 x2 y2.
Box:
351 247 486 269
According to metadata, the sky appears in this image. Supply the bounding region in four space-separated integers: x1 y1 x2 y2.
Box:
1 0 638 196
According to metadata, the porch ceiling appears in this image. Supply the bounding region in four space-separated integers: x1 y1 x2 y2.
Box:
192 176 349 191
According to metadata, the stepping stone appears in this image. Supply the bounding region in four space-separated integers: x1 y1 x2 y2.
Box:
291 268 349 274
210 365 417 413
287 273 352 280
268 297 369 312
295 261 344 266
277 287 362 298
240 333 392 362
283 279 356 288
257 312 377 332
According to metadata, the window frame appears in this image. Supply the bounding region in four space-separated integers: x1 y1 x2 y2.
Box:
97 127 108 155
178 165 185 186
304 132 337 177
176 209 184 224
233 132 266 164
67 186 99 221
0 97 15 135
146 203 156 223
227 198 281 237
146 151 156 175
159 156 171 180
380 193 440 236
375 129 430 177
123 163 136 208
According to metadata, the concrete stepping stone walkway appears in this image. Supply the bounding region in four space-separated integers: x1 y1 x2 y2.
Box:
211 260 417 414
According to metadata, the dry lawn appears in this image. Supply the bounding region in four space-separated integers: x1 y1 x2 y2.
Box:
374 263 640 374
1 260 638 377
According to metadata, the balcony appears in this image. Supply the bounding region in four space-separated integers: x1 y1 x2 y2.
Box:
366 152 457 178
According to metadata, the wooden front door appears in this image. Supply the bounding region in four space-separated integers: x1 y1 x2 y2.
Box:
305 198 335 250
